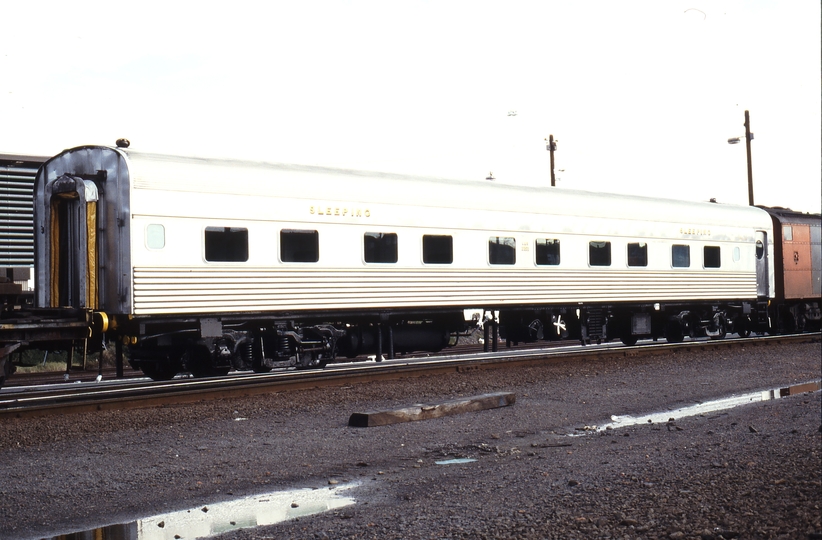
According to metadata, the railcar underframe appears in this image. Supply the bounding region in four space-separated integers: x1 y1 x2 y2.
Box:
114 296 772 381
121 308 462 379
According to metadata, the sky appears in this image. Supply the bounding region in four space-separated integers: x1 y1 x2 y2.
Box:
2 1 820 213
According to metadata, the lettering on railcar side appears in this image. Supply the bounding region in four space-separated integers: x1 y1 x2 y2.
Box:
679 227 711 236
310 205 371 218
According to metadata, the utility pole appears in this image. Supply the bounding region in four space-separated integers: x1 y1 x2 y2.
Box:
727 110 755 206
744 110 754 206
546 135 557 187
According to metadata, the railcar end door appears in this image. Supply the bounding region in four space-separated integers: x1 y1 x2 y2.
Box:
46 175 99 309
755 230 769 298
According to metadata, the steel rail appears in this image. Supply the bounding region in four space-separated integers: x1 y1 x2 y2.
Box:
1 333 818 419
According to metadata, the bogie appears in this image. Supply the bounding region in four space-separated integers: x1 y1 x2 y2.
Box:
126 318 463 379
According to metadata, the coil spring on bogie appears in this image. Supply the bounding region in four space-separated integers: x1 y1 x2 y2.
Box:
278 335 293 356
240 341 253 365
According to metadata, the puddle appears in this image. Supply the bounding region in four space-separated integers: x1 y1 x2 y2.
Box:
42 482 359 540
435 458 477 465
597 380 821 432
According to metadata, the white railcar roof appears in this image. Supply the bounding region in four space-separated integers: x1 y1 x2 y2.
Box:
112 148 772 229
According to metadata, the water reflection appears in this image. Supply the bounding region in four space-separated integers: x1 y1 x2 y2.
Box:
48 483 358 540
599 380 821 431
435 458 478 465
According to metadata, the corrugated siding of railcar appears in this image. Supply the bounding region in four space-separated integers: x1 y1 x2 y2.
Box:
0 155 46 267
132 267 756 315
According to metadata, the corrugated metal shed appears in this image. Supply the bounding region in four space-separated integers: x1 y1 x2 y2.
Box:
1 153 48 267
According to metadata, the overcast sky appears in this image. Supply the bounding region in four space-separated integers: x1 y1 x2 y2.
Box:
2 1 819 213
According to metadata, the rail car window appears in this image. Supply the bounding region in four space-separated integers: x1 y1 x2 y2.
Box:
755 240 764 259
364 232 398 263
535 239 560 266
627 242 647 267
146 224 165 249
783 226 792 241
423 234 453 264
733 247 741 262
672 244 690 267
205 227 248 262
489 237 516 265
703 246 721 268
280 229 319 263
589 241 611 266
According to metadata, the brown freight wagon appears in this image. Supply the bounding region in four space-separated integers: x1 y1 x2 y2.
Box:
762 206 822 332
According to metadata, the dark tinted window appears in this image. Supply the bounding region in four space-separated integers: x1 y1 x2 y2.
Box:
672 244 690 267
364 232 398 263
422 235 453 264
627 242 647 267
205 227 248 262
280 229 319 262
704 245 721 268
589 241 611 266
535 239 560 266
489 237 516 265
755 240 764 260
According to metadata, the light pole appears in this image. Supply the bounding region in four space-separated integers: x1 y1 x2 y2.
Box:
727 110 754 206
545 135 557 187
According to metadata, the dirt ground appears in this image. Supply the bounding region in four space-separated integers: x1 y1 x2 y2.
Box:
0 340 820 540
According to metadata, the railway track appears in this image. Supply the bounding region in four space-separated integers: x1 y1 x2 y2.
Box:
1 333 818 419
5 365 144 387
1 338 563 388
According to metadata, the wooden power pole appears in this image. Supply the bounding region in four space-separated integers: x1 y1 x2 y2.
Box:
546 135 557 187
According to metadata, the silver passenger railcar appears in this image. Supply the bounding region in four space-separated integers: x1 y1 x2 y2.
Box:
33 145 776 379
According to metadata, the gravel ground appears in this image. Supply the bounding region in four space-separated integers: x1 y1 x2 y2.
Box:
0 340 820 540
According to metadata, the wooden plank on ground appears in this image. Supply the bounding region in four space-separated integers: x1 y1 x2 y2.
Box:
348 392 516 427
